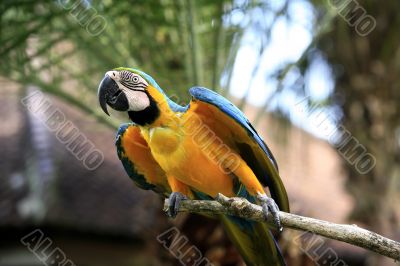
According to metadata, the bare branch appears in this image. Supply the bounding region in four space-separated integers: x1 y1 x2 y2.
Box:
163 193 400 260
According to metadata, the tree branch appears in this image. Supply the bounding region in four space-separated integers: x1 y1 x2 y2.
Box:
163 193 400 260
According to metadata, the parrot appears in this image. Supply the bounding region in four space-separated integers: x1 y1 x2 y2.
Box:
97 67 290 266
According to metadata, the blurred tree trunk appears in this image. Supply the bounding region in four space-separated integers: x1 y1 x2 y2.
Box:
317 1 400 264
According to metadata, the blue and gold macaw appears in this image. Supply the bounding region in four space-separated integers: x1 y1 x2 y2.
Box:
98 67 290 266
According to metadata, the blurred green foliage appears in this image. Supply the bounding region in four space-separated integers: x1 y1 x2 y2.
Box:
0 0 255 128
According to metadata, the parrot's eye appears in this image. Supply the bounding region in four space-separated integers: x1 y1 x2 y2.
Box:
132 76 139 83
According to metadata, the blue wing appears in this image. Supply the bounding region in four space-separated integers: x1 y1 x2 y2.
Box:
189 87 289 212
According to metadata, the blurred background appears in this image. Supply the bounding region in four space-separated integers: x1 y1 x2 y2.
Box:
0 0 399 265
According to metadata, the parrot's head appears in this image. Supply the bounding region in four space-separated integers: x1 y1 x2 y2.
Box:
98 67 165 125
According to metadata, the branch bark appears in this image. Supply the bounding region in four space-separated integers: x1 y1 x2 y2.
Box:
163 193 400 261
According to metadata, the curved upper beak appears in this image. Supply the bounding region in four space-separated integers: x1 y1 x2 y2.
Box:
98 75 128 116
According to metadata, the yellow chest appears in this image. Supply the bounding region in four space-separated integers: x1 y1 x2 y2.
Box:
133 86 234 197
141 126 182 155
140 125 190 178
139 120 234 197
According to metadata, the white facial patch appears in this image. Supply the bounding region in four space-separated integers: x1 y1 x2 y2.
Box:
123 89 150 111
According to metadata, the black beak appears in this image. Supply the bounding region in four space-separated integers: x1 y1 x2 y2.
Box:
98 75 129 116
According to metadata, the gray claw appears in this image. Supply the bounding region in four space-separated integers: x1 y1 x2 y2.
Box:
167 192 187 218
258 194 282 232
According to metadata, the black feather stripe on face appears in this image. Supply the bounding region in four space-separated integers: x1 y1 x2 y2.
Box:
120 80 147 91
120 70 133 80
119 70 148 90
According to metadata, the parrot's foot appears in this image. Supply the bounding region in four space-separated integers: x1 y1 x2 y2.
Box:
166 192 187 218
257 193 282 232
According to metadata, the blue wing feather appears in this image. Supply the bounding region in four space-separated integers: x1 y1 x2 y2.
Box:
189 87 279 171
189 87 289 212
